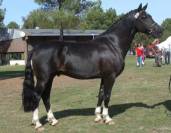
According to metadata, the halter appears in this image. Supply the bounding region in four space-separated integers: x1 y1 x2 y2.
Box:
138 17 156 30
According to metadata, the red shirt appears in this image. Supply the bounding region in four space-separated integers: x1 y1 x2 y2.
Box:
136 47 143 57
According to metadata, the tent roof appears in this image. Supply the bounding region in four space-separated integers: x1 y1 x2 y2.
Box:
157 36 171 49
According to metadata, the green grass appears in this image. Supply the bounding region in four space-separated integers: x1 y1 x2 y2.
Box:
0 65 24 79
1 56 171 133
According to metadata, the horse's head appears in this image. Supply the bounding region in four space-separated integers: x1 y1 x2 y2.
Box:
133 4 163 38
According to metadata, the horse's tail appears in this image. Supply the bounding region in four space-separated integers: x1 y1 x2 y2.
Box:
169 75 171 93
22 51 39 112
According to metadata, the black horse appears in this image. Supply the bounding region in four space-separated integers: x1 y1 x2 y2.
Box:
22 4 162 129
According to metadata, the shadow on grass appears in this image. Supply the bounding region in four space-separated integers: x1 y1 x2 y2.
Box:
0 70 24 80
151 100 171 112
40 100 171 125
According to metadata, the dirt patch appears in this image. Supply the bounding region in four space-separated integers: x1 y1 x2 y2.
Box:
0 76 99 97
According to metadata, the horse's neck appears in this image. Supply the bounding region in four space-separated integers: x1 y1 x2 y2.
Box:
103 18 137 58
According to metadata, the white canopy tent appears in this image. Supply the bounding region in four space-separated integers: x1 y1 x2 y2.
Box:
157 36 171 51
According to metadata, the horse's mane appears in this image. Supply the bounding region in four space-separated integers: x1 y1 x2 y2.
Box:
101 9 137 35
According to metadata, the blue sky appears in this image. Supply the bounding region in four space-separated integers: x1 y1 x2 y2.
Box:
1 0 171 26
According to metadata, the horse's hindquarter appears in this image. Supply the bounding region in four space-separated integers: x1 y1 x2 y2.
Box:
31 43 60 78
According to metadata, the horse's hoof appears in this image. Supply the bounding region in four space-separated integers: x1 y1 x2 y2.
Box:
105 120 115 125
94 117 103 123
36 126 44 132
51 119 59 126
47 118 59 126
35 123 43 130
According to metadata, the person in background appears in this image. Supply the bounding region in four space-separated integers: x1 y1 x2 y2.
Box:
164 46 170 64
151 39 162 67
135 43 143 67
153 46 162 67
140 43 145 65
161 48 165 64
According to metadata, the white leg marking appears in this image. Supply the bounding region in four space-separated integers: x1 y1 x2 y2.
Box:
94 106 102 122
95 106 101 114
47 109 58 126
102 107 108 116
32 108 42 129
31 59 33 68
102 107 114 124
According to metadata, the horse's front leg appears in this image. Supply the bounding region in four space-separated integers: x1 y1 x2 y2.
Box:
32 108 43 129
41 78 58 126
102 75 115 125
95 79 104 123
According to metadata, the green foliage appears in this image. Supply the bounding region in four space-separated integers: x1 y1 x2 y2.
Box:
161 18 171 41
103 8 118 28
34 0 63 10
0 0 5 28
7 21 19 29
82 6 104 29
133 33 154 47
34 0 96 14
22 9 80 29
23 9 54 28
80 6 118 29
23 0 99 29
52 9 80 29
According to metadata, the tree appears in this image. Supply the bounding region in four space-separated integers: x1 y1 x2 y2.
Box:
161 18 171 41
7 21 19 29
34 0 63 10
23 0 98 41
23 9 54 28
34 0 96 14
103 8 118 28
32 0 97 40
0 0 5 29
82 5 104 29
81 4 118 30
133 33 153 46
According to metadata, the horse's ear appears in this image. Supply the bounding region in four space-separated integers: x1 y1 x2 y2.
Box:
142 3 148 11
137 3 142 11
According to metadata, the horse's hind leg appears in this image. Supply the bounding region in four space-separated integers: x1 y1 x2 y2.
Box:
95 79 104 123
32 77 53 129
41 77 58 126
